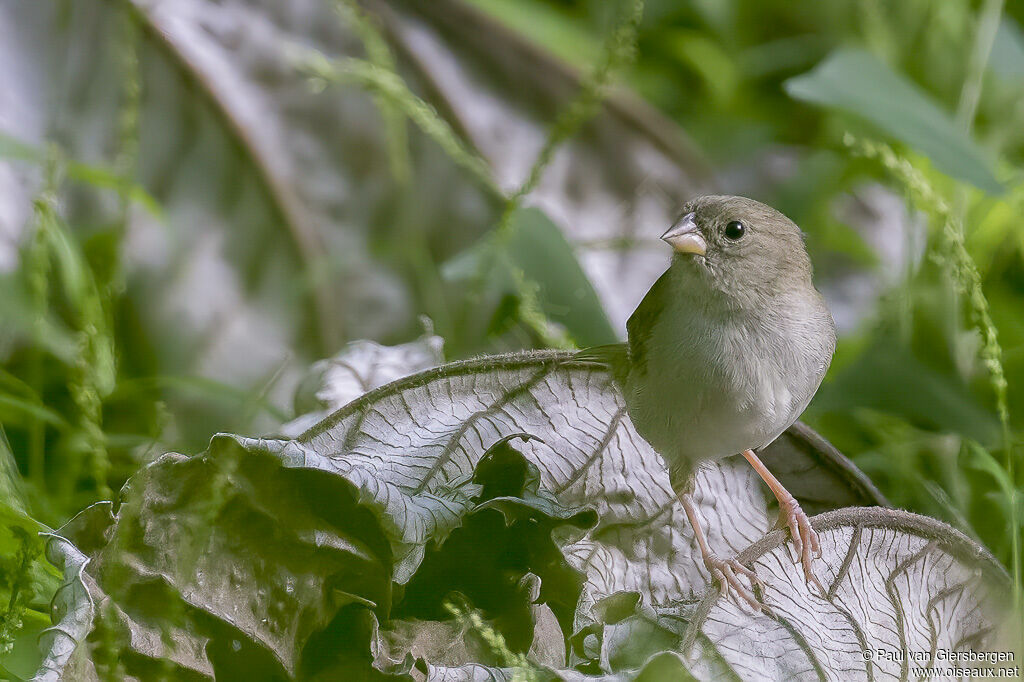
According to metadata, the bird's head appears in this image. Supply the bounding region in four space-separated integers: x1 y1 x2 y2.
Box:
661 195 814 307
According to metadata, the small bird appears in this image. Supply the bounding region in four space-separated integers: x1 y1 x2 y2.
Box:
579 195 836 609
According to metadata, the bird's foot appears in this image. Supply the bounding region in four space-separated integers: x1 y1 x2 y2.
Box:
775 495 825 595
703 553 764 611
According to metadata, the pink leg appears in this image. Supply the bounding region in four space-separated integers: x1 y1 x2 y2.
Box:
679 492 763 611
741 449 825 595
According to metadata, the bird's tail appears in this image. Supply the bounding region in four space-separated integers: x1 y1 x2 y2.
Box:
571 343 630 383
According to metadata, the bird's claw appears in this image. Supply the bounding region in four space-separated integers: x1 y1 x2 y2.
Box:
775 496 826 596
704 554 764 611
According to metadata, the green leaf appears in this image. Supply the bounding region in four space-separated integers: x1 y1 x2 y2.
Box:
42 224 118 397
444 207 619 347
0 609 50 681
991 18 1024 80
65 161 163 218
0 395 69 431
784 48 1003 194
666 30 740 105
0 132 162 217
0 432 29 516
811 338 1002 446
964 441 1017 511
0 132 40 163
461 0 603 67
0 470 59 679
506 208 618 347
113 375 290 423
0 275 78 362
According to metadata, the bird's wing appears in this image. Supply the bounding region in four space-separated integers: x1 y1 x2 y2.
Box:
572 268 672 381
625 268 672 373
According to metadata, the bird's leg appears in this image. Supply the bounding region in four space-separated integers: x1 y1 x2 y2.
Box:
678 492 763 611
740 449 825 594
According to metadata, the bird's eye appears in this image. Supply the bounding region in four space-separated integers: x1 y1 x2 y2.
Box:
724 221 745 240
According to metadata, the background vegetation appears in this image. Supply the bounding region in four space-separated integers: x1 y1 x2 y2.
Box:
472 0 1024 603
1 0 1023 676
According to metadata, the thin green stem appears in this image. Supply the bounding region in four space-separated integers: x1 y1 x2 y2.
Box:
335 0 411 184
299 53 500 196
331 1 452 337
25 150 62 491
444 600 540 682
302 0 645 351
846 135 1021 611
950 0 1020 613
497 0 645 237
113 6 141 273
490 0 645 347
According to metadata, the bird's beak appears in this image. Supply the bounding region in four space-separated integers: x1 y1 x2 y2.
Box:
661 213 706 256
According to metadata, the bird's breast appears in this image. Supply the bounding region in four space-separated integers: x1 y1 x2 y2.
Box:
625 297 830 465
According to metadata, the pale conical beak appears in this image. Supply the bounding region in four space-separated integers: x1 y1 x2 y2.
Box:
661 212 706 256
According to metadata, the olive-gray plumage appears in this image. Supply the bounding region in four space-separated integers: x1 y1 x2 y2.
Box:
623 195 836 487
579 195 836 608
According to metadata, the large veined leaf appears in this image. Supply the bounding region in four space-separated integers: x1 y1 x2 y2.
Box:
29 349 1010 680
288 351 883 592
681 508 1014 680
567 509 1015 681
281 332 446 437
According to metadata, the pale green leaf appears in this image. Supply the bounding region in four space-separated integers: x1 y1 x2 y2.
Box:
785 48 1003 194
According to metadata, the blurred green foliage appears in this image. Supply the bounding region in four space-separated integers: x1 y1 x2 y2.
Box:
3 0 1024 674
